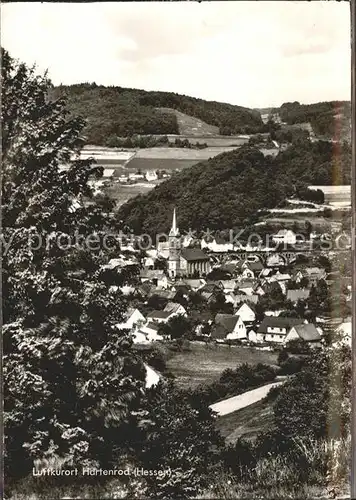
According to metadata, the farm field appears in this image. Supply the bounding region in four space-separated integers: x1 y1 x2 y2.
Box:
309 185 351 207
133 146 239 159
216 398 275 444
164 342 278 390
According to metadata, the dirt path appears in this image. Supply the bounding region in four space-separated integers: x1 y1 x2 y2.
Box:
209 381 284 416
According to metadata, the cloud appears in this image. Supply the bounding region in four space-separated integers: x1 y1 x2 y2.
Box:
1 1 351 108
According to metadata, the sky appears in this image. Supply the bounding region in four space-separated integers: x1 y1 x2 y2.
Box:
1 1 351 108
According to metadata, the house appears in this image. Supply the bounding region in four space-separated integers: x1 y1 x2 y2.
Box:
172 284 191 297
241 260 264 279
235 303 256 324
140 269 168 289
273 272 291 283
129 172 145 181
199 282 222 301
133 283 153 299
145 170 158 182
272 229 297 246
179 278 206 291
157 240 170 259
219 280 238 294
266 254 287 268
139 322 164 342
163 302 187 317
210 324 231 343
147 310 173 324
286 288 310 303
257 316 305 343
152 289 177 301
143 256 155 269
235 279 255 296
295 267 327 286
103 256 139 270
147 302 187 324
230 293 259 305
214 313 247 340
132 330 149 344
260 268 274 278
118 285 136 296
247 329 258 343
115 308 146 331
103 168 115 179
201 236 233 253
335 321 351 347
285 324 322 346
144 363 161 388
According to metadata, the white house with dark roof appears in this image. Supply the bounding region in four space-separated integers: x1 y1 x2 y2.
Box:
213 313 247 340
257 316 305 343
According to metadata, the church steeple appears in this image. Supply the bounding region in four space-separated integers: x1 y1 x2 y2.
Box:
169 207 180 237
168 207 181 278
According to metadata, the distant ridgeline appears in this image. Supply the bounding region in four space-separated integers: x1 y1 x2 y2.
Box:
53 83 263 144
278 101 351 141
117 142 351 236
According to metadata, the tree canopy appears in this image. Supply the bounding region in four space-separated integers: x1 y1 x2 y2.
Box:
55 83 263 144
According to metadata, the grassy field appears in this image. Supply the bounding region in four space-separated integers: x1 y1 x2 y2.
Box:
163 342 278 390
133 146 238 159
216 398 275 444
157 107 219 135
106 181 162 207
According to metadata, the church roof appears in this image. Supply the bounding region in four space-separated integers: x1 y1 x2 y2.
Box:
181 248 210 262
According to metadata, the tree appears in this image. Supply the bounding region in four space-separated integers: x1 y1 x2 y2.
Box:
307 279 330 317
272 346 351 441
209 291 233 315
2 49 147 479
158 315 193 340
128 381 224 499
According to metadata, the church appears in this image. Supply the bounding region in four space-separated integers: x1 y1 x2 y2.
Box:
167 209 211 278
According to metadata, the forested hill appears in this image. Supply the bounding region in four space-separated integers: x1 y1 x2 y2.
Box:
54 84 263 145
117 141 351 236
278 101 351 141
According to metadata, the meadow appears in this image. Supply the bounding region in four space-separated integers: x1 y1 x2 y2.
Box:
161 341 278 390
156 107 220 135
216 398 274 445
